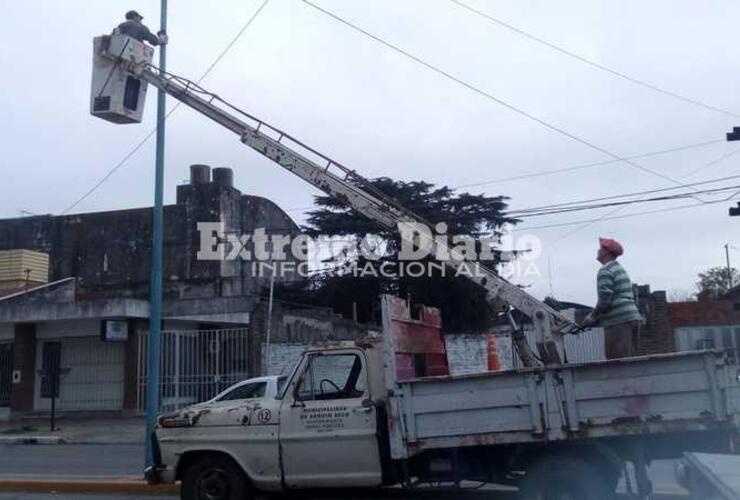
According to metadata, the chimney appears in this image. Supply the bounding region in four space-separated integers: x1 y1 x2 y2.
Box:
190 164 211 185
212 167 233 189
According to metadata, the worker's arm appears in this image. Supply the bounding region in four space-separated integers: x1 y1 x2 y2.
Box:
582 268 614 326
140 25 161 46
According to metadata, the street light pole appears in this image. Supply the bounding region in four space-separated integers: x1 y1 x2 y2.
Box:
145 0 167 468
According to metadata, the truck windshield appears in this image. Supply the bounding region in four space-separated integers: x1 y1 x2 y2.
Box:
296 353 365 401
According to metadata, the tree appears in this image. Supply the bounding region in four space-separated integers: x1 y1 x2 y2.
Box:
696 266 739 296
279 177 518 331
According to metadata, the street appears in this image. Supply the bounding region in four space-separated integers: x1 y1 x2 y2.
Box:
0 443 688 499
0 444 143 481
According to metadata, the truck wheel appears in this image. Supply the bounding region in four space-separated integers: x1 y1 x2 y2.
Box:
181 455 250 500
519 455 615 500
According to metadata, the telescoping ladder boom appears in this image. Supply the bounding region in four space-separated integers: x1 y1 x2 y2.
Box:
100 36 578 366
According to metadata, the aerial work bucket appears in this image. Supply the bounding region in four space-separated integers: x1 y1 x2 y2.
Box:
90 34 153 124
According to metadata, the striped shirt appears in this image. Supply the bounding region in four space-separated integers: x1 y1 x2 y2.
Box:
595 260 643 327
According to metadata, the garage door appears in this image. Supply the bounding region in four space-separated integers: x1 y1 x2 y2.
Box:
58 337 125 411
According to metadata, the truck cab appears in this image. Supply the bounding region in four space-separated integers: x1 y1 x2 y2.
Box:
150 340 389 498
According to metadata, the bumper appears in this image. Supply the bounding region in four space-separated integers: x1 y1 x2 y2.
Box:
144 464 176 485
145 430 177 485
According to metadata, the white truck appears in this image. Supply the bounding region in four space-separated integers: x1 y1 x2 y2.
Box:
147 295 740 500
90 35 740 499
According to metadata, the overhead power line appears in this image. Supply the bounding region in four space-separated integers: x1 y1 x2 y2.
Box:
548 144 740 243
455 139 724 188
302 1 706 195
509 173 740 216
61 0 271 215
510 183 740 219
512 191 740 232
447 0 740 119
282 140 733 215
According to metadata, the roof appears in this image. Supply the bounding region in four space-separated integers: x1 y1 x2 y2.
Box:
0 277 75 303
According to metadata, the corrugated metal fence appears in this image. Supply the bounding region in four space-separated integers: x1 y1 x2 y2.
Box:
137 328 249 413
512 327 605 368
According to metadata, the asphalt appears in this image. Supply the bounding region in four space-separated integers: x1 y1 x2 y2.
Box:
0 442 690 498
0 443 144 481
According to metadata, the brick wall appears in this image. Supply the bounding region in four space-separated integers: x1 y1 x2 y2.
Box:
636 289 675 355
669 299 740 327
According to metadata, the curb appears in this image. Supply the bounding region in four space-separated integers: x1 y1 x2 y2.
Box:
0 479 178 495
0 436 67 445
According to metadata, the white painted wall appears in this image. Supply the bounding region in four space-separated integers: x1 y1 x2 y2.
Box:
262 343 306 377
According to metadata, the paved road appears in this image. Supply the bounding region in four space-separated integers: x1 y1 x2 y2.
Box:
0 495 173 500
0 443 686 497
0 444 143 480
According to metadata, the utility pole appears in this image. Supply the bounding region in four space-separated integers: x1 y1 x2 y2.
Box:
725 244 734 290
727 128 740 217
145 0 167 469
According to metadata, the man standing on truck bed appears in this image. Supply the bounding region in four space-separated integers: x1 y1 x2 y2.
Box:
582 238 643 359
114 10 167 46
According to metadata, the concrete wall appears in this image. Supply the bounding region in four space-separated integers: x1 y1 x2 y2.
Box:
262 343 306 376
249 300 376 377
0 167 302 308
0 324 13 341
36 319 101 339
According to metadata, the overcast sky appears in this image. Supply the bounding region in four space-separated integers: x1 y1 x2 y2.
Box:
2 0 739 305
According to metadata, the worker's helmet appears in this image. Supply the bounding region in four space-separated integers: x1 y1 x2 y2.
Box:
125 10 143 21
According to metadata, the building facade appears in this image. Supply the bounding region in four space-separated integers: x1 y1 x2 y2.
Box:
0 164 318 417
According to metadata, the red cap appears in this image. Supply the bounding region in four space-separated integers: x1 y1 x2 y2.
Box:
599 237 623 257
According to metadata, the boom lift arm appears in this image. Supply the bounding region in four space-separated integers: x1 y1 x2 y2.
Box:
99 36 578 366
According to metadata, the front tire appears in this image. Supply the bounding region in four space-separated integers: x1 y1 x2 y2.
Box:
181 455 250 500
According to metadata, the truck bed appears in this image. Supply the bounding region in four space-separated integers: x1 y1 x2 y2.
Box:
388 350 740 458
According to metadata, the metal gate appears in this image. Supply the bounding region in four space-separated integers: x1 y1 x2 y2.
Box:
0 343 13 407
137 328 249 413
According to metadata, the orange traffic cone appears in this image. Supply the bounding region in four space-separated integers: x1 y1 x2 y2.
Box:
487 334 501 371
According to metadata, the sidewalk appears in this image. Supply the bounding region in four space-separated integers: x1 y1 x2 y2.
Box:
0 415 145 444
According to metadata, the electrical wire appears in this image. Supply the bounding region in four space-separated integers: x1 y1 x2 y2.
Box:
510 191 740 232
447 0 740 119
548 145 740 243
284 164 740 215
508 174 740 216
302 0 708 194
510 183 740 219
455 139 725 189
60 0 271 215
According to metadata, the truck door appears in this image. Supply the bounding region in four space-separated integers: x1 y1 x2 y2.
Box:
279 349 382 488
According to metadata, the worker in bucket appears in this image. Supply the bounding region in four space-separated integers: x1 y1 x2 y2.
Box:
581 238 643 359
114 10 168 46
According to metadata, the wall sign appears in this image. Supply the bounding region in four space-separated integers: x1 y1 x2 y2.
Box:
100 319 129 342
